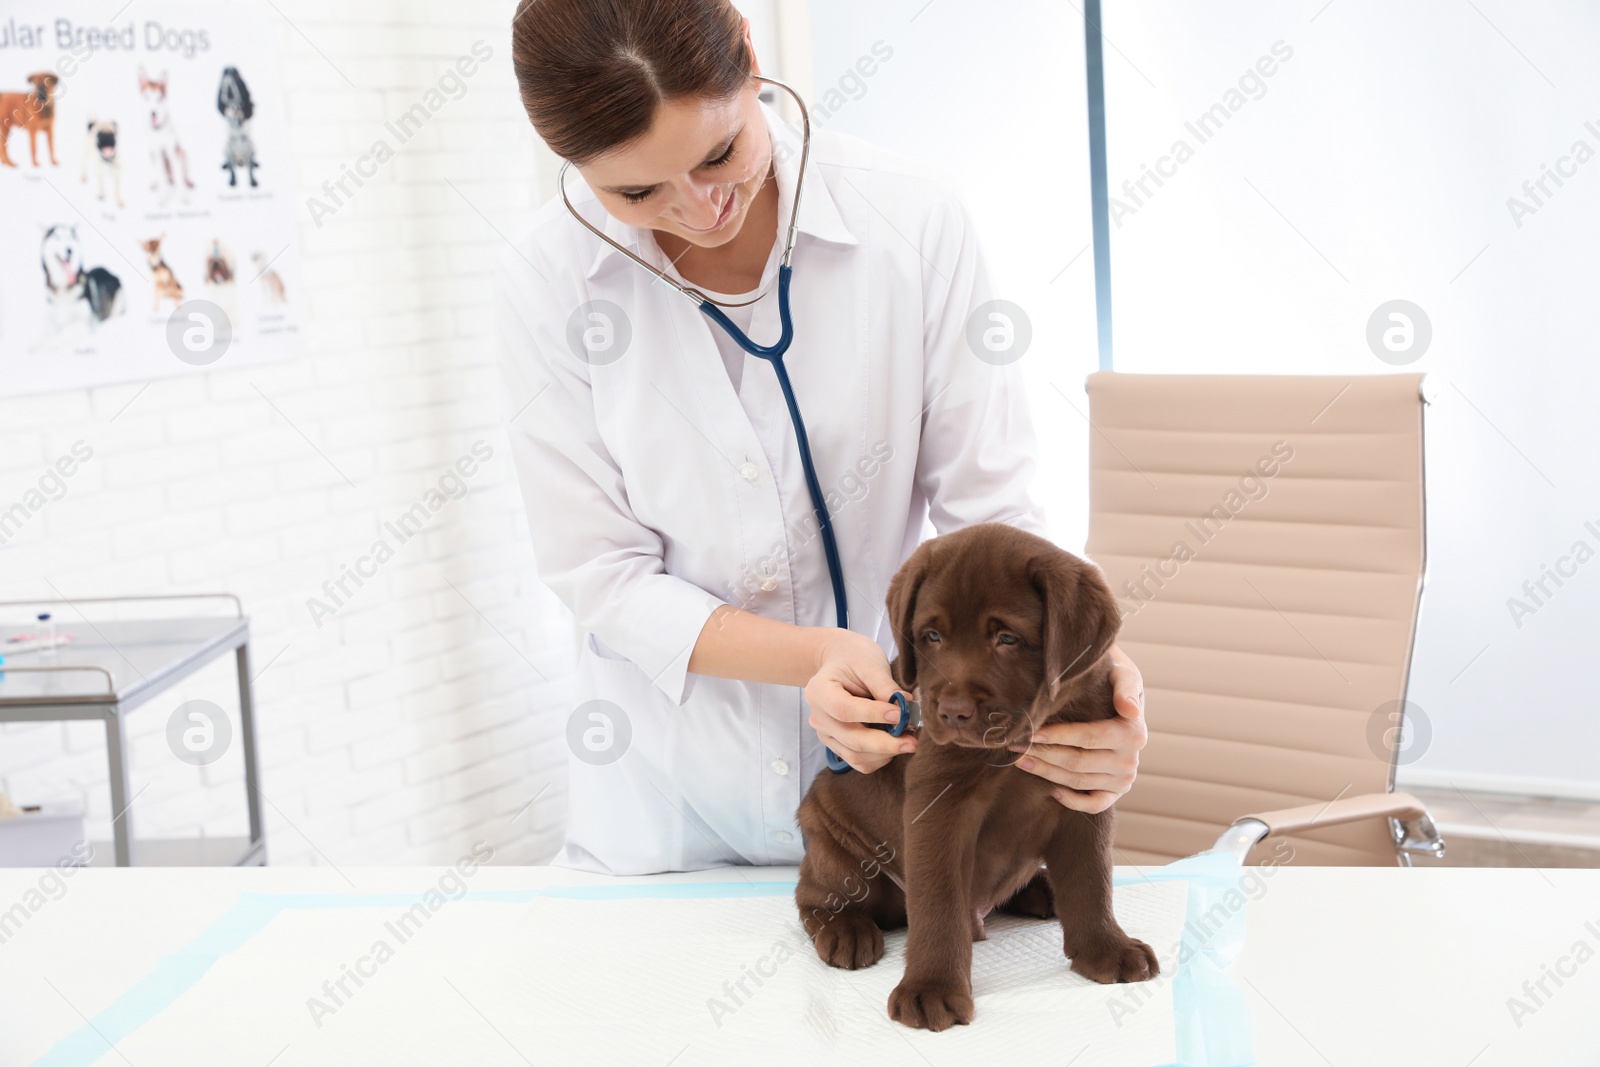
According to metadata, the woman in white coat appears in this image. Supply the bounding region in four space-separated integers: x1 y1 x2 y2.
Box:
500 0 1149 875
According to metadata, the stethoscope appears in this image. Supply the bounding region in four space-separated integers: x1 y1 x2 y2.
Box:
558 75 914 772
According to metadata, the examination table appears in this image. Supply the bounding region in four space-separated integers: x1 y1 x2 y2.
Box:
3 860 1596 1065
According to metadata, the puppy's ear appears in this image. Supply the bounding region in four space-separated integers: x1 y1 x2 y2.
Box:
885 540 934 692
1029 549 1121 701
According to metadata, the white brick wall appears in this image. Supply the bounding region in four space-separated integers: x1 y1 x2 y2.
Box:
0 0 577 868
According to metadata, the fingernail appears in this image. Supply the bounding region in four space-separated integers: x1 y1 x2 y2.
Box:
1006 744 1025 753
1030 733 1046 744
1018 757 1035 771
899 742 916 754
885 707 904 723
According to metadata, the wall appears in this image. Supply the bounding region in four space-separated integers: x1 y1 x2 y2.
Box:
0 0 577 866
806 0 1101 549
809 0 1600 798
1100 1 1600 796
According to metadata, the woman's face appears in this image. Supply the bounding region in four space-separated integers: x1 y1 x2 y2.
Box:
576 81 773 250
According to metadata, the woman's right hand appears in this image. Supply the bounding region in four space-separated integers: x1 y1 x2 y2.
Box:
803 629 918 773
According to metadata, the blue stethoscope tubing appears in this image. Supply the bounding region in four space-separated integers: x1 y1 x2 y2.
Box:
702 270 910 771
707 277 920 771
558 76 908 773
696 266 848 635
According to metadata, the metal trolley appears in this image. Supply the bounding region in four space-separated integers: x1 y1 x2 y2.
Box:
0 594 264 867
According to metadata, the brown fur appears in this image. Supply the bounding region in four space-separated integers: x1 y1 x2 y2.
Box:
795 522 1158 1031
0 72 60 167
141 236 184 312
205 240 233 285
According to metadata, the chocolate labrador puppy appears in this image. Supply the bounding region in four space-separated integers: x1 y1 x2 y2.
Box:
795 522 1158 1030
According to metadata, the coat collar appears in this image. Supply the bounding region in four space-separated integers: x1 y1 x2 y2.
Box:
576 99 856 282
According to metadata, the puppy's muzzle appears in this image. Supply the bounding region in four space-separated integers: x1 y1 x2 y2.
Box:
927 698 1031 748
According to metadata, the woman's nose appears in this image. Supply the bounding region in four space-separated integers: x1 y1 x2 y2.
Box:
675 183 727 229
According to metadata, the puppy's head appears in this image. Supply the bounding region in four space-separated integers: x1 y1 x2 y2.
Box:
88 118 118 157
886 523 1120 749
218 68 253 122
140 68 168 118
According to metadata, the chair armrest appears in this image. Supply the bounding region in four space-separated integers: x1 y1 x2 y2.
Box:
1244 791 1429 834
1207 791 1445 863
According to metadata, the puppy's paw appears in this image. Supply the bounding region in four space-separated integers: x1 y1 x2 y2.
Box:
1067 933 1161 984
888 979 974 1031
998 873 1054 919
810 911 885 970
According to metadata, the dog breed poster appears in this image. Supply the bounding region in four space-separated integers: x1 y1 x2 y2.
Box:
0 3 299 396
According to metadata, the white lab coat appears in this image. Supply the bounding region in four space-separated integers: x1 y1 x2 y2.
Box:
497 102 1047 875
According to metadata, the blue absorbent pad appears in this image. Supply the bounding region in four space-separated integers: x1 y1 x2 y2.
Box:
33 859 1253 1067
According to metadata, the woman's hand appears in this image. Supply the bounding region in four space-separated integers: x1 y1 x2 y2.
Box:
804 629 917 773
1006 645 1148 814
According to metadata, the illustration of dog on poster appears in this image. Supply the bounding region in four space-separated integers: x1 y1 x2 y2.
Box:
140 66 195 204
36 223 125 348
216 66 259 188
251 251 286 305
81 116 125 206
0 72 61 168
141 235 184 312
204 237 239 320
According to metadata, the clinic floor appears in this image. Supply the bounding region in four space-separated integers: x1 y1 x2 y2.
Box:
1410 786 1600 868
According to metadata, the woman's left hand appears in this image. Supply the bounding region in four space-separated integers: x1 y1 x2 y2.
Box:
1006 645 1148 814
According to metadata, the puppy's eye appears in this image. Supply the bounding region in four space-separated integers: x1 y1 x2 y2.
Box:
923 630 941 644
997 633 1018 646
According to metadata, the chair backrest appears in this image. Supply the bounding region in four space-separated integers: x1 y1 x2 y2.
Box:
1085 372 1427 866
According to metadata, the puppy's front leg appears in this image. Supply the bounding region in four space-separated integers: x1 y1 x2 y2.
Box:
1043 811 1159 984
888 782 981 1031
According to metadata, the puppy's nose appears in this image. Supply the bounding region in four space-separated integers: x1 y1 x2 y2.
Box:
937 696 976 726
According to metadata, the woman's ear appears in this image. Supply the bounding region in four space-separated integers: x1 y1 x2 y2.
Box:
740 18 762 77
1030 550 1122 701
885 541 933 692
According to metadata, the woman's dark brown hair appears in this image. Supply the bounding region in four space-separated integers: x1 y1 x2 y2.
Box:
512 0 752 165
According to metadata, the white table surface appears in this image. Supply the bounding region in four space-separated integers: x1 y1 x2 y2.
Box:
2 863 1596 1066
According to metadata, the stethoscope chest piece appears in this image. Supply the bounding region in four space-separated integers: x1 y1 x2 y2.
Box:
825 692 920 773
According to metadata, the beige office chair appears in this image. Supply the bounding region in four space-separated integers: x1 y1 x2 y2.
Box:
1084 372 1444 867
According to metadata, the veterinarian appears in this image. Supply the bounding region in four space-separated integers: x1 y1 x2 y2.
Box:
499 0 1149 875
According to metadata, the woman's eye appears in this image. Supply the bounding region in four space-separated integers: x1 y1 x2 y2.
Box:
997 633 1018 646
617 141 732 205
924 630 941 644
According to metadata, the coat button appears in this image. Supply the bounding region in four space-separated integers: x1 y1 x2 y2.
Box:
771 758 789 776
774 830 794 844
759 576 778 591
739 462 759 482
